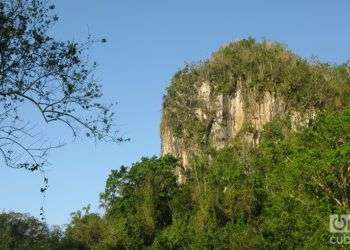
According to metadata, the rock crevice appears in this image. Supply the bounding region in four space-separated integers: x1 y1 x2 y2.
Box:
161 82 312 167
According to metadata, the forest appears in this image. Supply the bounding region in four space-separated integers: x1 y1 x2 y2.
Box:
2 106 350 249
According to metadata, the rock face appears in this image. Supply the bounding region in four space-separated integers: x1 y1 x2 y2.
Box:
160 39 345 169
161 81 313 168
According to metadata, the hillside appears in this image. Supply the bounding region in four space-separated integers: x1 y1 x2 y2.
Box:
161 38 350 171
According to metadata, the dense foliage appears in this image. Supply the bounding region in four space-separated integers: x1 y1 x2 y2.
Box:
0 212 61 250
162 38 350 145
9 105 344 249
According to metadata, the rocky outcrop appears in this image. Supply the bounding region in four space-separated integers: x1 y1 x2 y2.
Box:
160 39 345 169
161 81 314 167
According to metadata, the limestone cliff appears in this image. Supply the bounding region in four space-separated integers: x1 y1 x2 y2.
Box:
160 39 349 168
161 82 314 167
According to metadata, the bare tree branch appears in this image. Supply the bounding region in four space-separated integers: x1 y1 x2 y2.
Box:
0 0 124 171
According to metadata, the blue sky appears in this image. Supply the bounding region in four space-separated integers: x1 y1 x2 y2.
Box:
1 0 350 226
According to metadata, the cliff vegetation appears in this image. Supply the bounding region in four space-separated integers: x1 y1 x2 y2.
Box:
161 38 350 166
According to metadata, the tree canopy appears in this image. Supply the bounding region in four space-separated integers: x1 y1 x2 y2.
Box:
43 105 348 249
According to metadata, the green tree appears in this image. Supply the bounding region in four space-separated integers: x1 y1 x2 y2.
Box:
0 212 61 250
260 107 350 249
62 206 113 250
0 0 122 172
100 156 179 248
